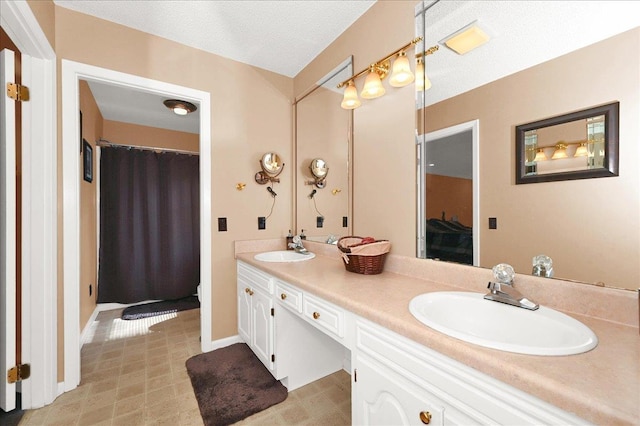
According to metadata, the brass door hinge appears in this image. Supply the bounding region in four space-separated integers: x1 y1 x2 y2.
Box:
6 83 30 102
7 363 31 384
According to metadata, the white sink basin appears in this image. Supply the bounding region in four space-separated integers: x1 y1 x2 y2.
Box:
409 292 597 356
254 250 316 262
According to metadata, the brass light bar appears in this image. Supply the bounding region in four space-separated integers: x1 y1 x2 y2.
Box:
337 37 425 89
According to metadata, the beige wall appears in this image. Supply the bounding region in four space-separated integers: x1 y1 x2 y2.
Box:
425 28 640 290
78 81 101 329
295 1 418 256
102 120 199 153
426 174 472 226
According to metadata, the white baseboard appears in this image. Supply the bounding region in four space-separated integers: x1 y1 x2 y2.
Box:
209 334 243 351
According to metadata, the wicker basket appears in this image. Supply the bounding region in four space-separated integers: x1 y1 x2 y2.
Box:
337 236 391 275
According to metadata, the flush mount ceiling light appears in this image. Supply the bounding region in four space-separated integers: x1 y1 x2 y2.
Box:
163 99 197 116
337 37 439 109
441 20 490 55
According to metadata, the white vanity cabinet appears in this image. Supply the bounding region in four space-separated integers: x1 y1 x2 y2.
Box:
237 262 274 371
352 319 589 426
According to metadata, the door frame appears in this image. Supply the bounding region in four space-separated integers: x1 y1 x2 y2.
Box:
418 119 480 266
61 60 212 391
1 0 57 409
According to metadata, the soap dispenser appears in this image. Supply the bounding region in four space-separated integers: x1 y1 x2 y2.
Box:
300 229 306 240
286 230 293 249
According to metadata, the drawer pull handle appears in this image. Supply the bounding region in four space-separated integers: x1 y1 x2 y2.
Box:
419 411 432 424
313 312 320 320
245 288 254 296
281 293 287 300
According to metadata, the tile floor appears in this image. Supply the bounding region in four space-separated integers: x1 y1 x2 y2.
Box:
19 307 351 425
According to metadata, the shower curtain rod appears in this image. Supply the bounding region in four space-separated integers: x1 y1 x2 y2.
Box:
96 138 199 156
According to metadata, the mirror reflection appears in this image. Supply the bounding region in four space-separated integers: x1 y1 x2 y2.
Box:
295 58 352 240
309 158 329 188
417 1 639 290
516 102 619 184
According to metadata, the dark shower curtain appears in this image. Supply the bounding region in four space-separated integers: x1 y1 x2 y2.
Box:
98 146 200 304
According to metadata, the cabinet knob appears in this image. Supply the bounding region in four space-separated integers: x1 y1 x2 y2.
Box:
313 312 320 320
419 411 432 424
245 288 254 296
281 293 287 300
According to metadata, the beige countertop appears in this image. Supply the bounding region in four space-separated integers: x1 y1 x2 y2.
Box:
235 241 640 425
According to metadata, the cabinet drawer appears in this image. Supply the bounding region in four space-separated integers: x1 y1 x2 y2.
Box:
275 280 302 313
303 294 344 338
237 261 272 294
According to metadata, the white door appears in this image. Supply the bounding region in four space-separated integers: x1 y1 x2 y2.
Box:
0 48 17 412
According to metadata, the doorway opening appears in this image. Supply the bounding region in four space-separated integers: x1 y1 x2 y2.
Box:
62 60 212 392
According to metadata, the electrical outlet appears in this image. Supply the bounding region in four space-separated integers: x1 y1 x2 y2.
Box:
342 216 348 227
489 217 497 229
317 216 324 228
218 217 227 232
258 217 266 230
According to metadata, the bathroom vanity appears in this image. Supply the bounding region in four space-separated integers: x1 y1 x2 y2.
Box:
235 241 639 425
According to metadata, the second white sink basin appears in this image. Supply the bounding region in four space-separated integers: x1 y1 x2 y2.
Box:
409 292 597 356
254 250 316 262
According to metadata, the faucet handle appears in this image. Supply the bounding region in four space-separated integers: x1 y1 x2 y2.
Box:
492 263 515 285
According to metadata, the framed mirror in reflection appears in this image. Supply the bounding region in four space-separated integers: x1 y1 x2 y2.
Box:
294 57 353 242
516 102 619 184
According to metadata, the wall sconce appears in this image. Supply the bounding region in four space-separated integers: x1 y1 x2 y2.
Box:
416 45 438 92
163 99 197 116
255 152 284 184
337 37 439 109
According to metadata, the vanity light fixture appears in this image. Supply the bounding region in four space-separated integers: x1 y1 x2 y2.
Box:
163 99 197 116
337 37 438 109
416 45 438 92
551 142 569 160
441 20 490 55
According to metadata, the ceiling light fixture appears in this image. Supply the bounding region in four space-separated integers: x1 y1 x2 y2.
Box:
337 37 439 109
441 20 490 55
163 99 197 116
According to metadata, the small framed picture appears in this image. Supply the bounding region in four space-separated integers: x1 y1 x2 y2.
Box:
83 139 93 183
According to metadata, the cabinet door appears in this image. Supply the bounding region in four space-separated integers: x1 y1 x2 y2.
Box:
355 353 447 426
251 289 274 370
237 284 252 343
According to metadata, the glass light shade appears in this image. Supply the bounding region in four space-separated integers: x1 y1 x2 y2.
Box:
444 23 490 55
361 69 385 99
340 81 361 109
415 59 425 91
173 107 188 116
574 143 588 157
533 149 547 162
551 143 568 159
389 52 414 87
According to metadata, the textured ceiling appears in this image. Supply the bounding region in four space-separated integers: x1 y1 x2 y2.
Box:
54 0 376 77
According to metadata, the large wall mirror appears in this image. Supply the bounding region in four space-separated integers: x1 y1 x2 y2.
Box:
294 58 353 241
416 0 639 290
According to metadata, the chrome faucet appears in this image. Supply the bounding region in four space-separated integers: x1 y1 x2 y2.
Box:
288 235 310 254
484 264 539 310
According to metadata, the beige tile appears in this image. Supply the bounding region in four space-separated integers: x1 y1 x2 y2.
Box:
114 394 145 418
78 404 114 426
117 382 146 400
112 409 145 426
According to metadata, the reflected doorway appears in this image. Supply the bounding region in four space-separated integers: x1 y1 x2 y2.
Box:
418 120 479 266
